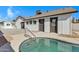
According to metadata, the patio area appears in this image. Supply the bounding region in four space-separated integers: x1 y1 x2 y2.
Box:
1 29 79 52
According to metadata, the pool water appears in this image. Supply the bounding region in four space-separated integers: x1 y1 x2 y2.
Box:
19 37 79 52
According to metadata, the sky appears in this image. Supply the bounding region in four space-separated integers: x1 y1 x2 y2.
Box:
0 6 79 21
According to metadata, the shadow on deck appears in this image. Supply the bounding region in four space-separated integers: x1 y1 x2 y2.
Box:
0 31 14 52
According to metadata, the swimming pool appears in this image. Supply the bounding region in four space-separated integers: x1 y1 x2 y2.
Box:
19 37 79 52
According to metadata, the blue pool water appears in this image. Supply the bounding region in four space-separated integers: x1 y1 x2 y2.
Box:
19 37 79 52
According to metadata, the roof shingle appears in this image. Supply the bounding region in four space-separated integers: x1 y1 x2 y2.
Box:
25 7 77 20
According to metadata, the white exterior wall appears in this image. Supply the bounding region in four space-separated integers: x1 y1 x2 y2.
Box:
44 14 72 34
2 22 14 29
44 17 50 32
15 19 24 29
25 19 39 31
16 14 72 35
58 14 72 34
72 23 79 31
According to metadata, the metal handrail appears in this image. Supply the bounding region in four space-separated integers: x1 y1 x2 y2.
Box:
24 27 36 39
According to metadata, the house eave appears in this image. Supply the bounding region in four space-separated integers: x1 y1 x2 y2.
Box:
25 10 78 20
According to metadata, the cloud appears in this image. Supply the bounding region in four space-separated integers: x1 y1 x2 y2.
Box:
6 6 20 20
7 7 14 18
0 15 2 21
0 7 20 21
0 15 5 21
0 15 2 18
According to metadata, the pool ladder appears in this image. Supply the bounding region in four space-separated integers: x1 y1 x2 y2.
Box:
24 27 36 40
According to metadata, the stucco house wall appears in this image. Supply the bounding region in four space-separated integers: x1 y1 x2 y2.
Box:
25 17 50 32
44 14 72 34
16 14 72 35
58 14 72 34
1 22 15 29
44 17 50 32
15 18 24 29
24 14 72 35
4 22 13 29
25 19 39 31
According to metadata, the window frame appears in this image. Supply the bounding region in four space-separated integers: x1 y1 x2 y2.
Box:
33 20 37 24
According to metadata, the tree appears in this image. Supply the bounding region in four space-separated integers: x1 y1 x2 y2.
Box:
36 10 42 15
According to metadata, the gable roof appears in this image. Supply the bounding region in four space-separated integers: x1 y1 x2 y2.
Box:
25 7 77 20
15 16 25 21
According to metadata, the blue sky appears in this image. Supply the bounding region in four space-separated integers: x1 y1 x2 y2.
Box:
0 6 79 21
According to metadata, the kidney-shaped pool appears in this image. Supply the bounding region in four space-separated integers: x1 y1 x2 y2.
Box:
19 37 79 52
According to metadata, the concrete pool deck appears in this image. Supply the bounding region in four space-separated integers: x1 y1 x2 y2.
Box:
1 29 79 52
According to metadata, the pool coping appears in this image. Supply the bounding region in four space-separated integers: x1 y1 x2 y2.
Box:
33 32 79 45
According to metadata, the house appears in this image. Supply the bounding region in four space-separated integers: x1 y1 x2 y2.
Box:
15 16 25 29
15 8 77 35
0 21 15 29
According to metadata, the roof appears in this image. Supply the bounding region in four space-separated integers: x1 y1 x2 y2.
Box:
25 7 77 20
15 16 25 21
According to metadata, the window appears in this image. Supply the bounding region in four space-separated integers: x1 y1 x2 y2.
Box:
7 24 10 26
30 21 32 24
26 21 28 24
33 21 36 24
0 22 4 26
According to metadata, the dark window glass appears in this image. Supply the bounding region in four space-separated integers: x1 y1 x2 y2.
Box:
26 22 28 24
33 21 36 24
7 24 10 26
30 21 32 24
